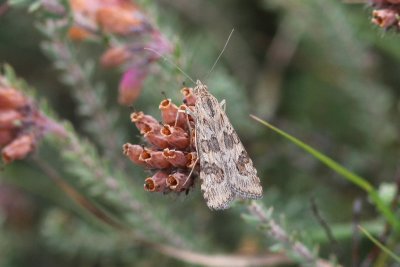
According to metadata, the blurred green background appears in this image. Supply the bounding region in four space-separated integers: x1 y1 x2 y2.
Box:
1 0 400 266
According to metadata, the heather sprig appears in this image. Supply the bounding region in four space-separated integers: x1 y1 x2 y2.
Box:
0 66 66 164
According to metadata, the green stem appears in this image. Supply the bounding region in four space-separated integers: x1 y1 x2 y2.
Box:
359 225 400 263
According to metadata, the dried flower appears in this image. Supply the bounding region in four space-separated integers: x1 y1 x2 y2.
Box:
0 130 14 147
372 9 398 28
159 99 179 125
0 75 66 164
123 89 198 195
95 5 149 35
67 0 173 105
158 99 192 130
101 46 131 68
369 1 400 30
0 110 22 129
123 143 146 166
167 171 193 192
67 26 94 41
144 171 169 192
161 125 190 149
130 111 160 133
143 128 170 149
177 104 194 129
181 87 196 106
2 134 35 164
0 87 28 109
162 148 188 167
139 148 171 169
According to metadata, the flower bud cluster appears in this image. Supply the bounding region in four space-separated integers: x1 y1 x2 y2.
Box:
370 0 400 30
67 0 172 105
0 77 65 164
123 87 199 194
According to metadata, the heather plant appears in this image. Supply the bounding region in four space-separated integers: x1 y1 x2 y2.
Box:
1 0 400 267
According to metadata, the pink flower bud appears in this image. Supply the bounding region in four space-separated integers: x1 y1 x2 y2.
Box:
0 130 14 147
2 134 35 164
144 171 169 192
162 148 187 167
0 110 22 130
0 87 28 110
68 26 93 41
101 46 131 68
118 68 147 105
146 31 173 61
96 5 148 36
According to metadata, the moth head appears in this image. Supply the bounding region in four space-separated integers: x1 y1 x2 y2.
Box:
193 80 208 95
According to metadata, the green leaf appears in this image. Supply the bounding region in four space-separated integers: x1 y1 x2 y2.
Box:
28 1 41 13
378 183 397 205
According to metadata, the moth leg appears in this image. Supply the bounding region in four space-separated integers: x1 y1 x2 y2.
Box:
177 108 196 148
182 157 199 187
173 109 181 128
181 118 200 187
219 99 226 112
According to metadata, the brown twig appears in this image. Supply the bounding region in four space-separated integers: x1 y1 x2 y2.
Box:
352 198 362 267
310 197 339 254
33 157 125 230
141 239 292 267
34 155 294 266
64 132 190 248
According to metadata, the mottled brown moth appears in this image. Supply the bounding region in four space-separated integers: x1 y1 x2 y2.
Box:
145 29 263 210
192 80 263 210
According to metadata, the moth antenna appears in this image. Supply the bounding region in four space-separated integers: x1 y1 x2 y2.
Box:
204 28 235 80
143 48 196 84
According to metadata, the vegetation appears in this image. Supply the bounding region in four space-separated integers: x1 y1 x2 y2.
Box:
1 0 400 266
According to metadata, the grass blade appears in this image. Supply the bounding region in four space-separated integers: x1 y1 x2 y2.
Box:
358 225 400 263
250 114 399 232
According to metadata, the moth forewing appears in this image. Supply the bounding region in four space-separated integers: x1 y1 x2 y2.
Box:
193 80 263 210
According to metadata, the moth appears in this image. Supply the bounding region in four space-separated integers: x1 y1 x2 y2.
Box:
192 80 263 210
